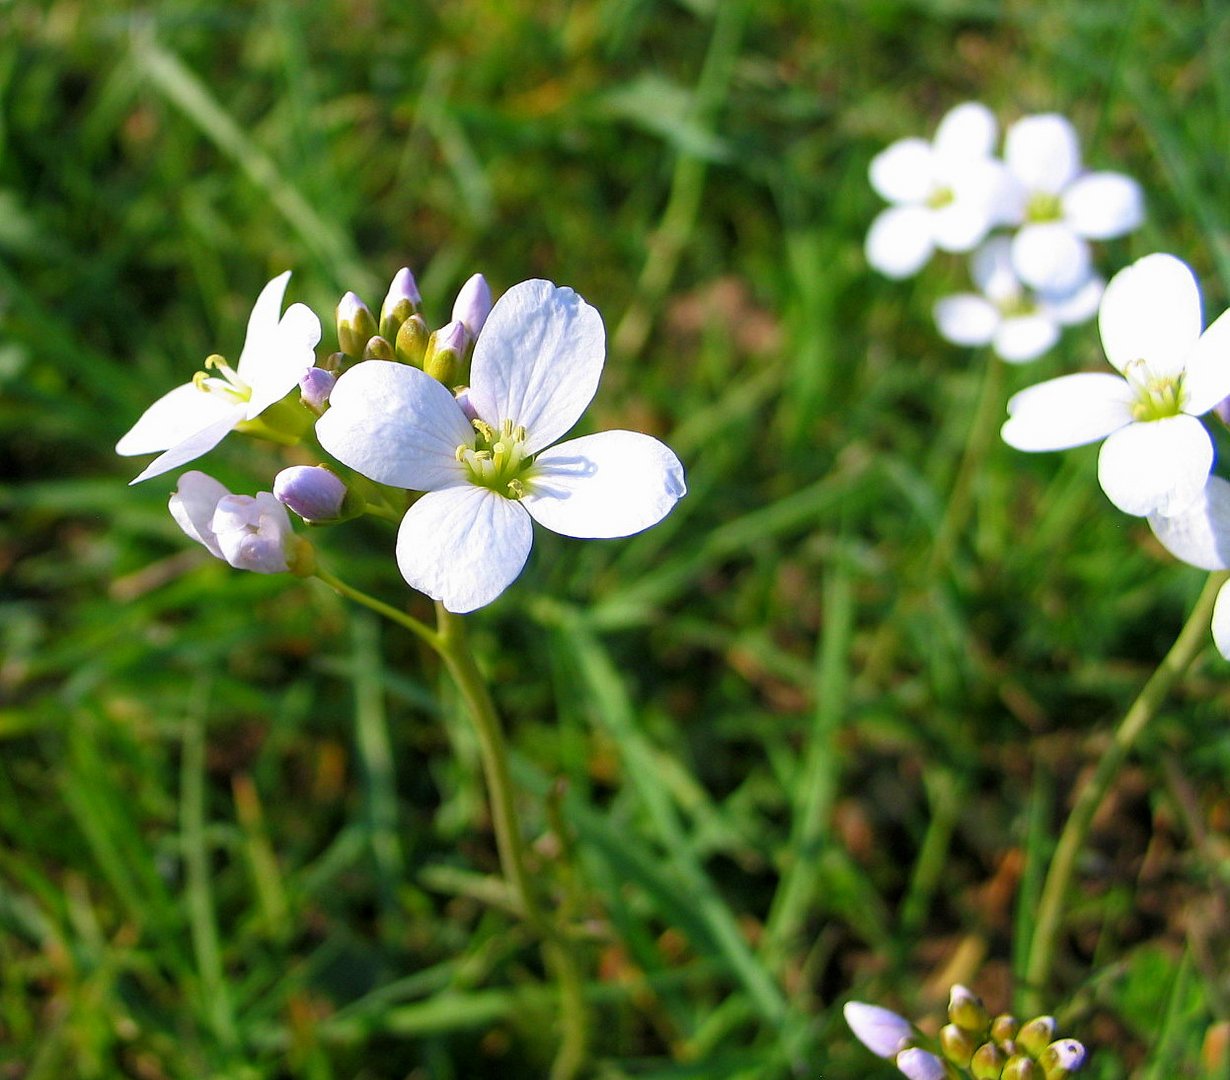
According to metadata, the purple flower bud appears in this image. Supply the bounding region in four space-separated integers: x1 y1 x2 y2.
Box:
896 1048 947 1080
336 291 377 358
454 385 480 422
169 471 230 559
381 267 422 320
423 319 469 385
451 273 492 339
844 1002 912 1059
212 492 295 574
274 465 348 523
1216 395 1230 427
299 366 337 411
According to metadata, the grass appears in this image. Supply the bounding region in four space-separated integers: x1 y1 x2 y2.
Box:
3 0 1230 1076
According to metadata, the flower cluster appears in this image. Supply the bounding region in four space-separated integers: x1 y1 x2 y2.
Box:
845 985 1088 1079
117 269 687 612
867 103 1143 362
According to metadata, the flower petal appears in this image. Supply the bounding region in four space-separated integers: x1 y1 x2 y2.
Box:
1097 414 1212 517
213 492 293 574
1005 113 1082 193
932 101 997 160
868 137 934 204
316 359 472 491
128 408 248 485
1002 372 1133 450
1181 303 1230 415
843 1002 912 1060
1211 580 1230 659
896 1048 948 1080
244 302 322 419
467 280 606 455
994 314 1059 363
1062 172 1144 240
970 237 1020 302
1147 475 1230 570
116 381 240 456
169 471 230 558
395 486 533 612
235 272 289 380
934 295 998 347
1010 222 1091 295
1098 253 1202 377
521 430 686 539
1042 274 1104 327
865 206 934 279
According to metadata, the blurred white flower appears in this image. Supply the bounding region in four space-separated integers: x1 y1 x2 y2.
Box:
1002 253 1230 517
934 237 1103 362
170 470 298 574
117 273 321 484
1000 113 1144 294
843 1001 913 1059
316 279 687 613
866 101 1011 279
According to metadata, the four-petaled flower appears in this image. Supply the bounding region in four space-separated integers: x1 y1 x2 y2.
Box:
1002 253 1230 517
316 279 687 612
117 272 321 483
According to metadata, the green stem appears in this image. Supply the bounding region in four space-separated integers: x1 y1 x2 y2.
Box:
433 604 589 1080
312 567 440 651
1022 570 1227 1014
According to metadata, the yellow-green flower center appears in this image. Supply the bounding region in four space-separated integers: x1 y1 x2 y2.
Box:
1125 359 1185 421
1025 191 1063 223
457 418 533 499
927 186 955 209
193 354 250 404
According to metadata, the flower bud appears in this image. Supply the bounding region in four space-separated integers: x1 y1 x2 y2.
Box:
169 471 230 560
939 1023 976 1067
299 366 337 412
395 313 430 367
896 1047 947 1080
423 319 467 386
274 465 349 523
991 1014 1020 1048
454 385 479 422
380 266 422 340
363 334 395 361
843 1002 912 1059
1017 1017 1057 1058
213 492 297 574
336 291 378 359
971 1041 1009 1078
948 985 990 1034
320 350 345 373
1002 1055 1041 1080
451 272 492 340
1039 1038 1086 1078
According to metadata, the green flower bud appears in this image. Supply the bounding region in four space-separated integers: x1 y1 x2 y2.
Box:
379 266 422 340
1039 1038 1086 1078
423 319 466 386
363 334 395 361
991 1014 1020 1049
1018 1017 1057 1058
336 291 378 360
971 1041 1009 1078
1002 1055 1041 1080
948 985 990 1034
939 1023 977 1067
395 313 430 368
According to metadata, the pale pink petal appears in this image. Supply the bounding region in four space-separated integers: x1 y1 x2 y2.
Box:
868 137 935 204
316 360 472 491
1062 172 1144 240
1211 580 1230 659
1005 113 1082 193
994 314 1059 363
843 1002 912 1059
395 486 533 612
934 295 998 347
467 280 606 455
1002 372 1133 451
1011 222 1091 295
932 101 997 160
1181 304 1230 415
168 471 230 558
522 431 686 539
1147 475 1230 570
866 206 934 278
1097 414 1212 517
128 408 248 485
1098 254 1202 377
116 381 240 456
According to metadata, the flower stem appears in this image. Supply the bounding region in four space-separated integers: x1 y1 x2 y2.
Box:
312 567 440 651
1022 570 1227 1014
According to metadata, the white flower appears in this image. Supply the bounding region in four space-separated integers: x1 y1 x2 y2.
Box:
843 1001 913 1059
116 273 321 484
316 279 687 613
1147 474 1230 659
866 101 1011 278
1002 253 1230 517
1001 113 1144 294
934 237 1103 362
169 470 298 574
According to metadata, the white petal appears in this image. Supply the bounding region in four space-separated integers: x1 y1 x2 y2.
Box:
868 137 935 204
1042 274 1104 326
1011 222 1091 294
235 272 290 380
934 295 998 347
168 471 230 558
994 314 1059 362
931 199 993 253
395 486 532 613
1002 372 1133 451
1147 475 1230 570
316 360 472 491
116 381 239 455
843 1002 912 1059
970 236 1020 302
1097 414 1212 517
521 431 686 539
1181 303 1230 415
244 302 322 419
1211 580 1230 659
932 101 997 160
865 206 934 279
128 408 248 485
467 280 606 455
1062 172 1144 240
1098 254 1202 377
1005 113 1082 193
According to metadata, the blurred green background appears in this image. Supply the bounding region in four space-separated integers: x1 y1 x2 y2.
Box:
3 0 1230 1076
